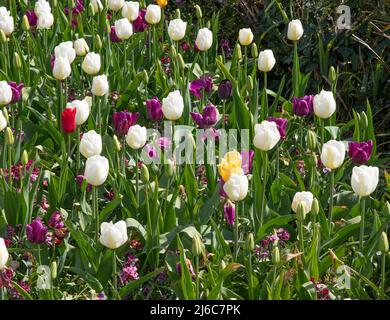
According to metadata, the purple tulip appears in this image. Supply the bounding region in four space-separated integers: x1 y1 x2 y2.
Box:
241 150 254 175
133 9 148 33
146 97 163 121
190 103 218 128
48 211 65 229
218 79 232 100
26 10 38 27
26 218 48 244
219 179 227 198
348 140 373 164
110 26 121 42
76 175 92 191
292 95 314 116
267 117 288 139
8 82 24 104
189 76 213 99
223 200 235 226
113 110 139 137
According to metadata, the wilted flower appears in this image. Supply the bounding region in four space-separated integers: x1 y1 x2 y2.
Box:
176 258 195 278
190 103 218 129
348 140 373 165
189 76 213 99
48 211 65 229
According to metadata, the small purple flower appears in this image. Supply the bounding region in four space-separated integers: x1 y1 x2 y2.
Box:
26 218 48 244
48 211 65 229
348 140 373 165
241 150 254 175
133 9 148 33
189 76 213 99
200 128 220 143
176 258 195 278
120 265 140 285
26 10 38 27
220 39 232 55
76 175 92 191
113 110 139 137
190 103 218 128
145 144 158 159
110 26 122 42
223 200 235 226
218 79 232 100
146 97 163 121
157 137 171 150
267 117 288 139
8 82 24 104
180 41 190 52
292 95 314 116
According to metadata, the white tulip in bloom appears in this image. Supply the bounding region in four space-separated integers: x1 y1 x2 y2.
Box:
52 57 71 80
0 81 12 106
145 4 161 25
115 18 133 40
162 90 184 120
99 221 128 249
122 1 139 21
91 0 103 13
321 140 345 169
287 19 304 41
35 0 52 15
253 120 281 151
91 75 109 96
37 12 54 29
291 191 314 214
195 28 213 51
0 237 9 270
84 155 109 186
351 165 379 197
238 28 254 46
168 19 187 41
108 0 125 12
313 90 336 119
80 130 102 158
223 172 249 202
126 124 147 149
55 41 76 64
66 99 90 126
0 110 7 131
258 49 276 72
0 7 14 36
74 38 89 56
82 52 101 75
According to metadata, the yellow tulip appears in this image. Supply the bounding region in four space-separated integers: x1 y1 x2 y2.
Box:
218 151 242 182
156 0 168 8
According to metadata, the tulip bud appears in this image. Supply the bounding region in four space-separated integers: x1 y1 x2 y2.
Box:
310 152 318 167
296 203 306 222
234 43 242 61
0 30 6 43
5 127 14 145
89 3 95 16
307 130 317 151
272 246 280 265
379 232 389 253
245 233 255 252
195 5 202 19
246 75 253 92
51 261 57 280
175 9 181 19
220 259 226 270
14 53 22 69
170 45 177 58
53 0 58 7
329 66 337 83
95 34 102 51
192 234 203 256
22 15 30 31
21 150 29 166
360 111 368 130
216 55 223 64
251 42 258 58
2 108 9 124
384 202 390 217
141 163 149 183
165 159 175 177
142 70 149 85
177 53 185 70
113 135 121 152
311 198 319 217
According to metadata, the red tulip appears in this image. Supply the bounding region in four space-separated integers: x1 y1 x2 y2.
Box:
61 108 76 133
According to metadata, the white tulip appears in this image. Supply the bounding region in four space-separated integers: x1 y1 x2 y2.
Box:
223 172 248 202
55 41 76 63
67 99 90 126
287 19 304 41
82 52 101 75
0 110 7 131
0 237 9 270
253 120 281 151
37 12 54 29
108 0 125 12
53 57 71 80
99 221 128 249
291 191 314 214
258 49 276 72
162 90 184 121
313 90 336 119
91 74 109 96
145 4 161 25
0 7 14 36
238 28 253 46
122 1 139 21
74 38 89 56
115 18 133 40
84 96 93 108
80 130 102 158
0 81 12 106
84 155 109 186
126 124 147 149
35 0 52 15
321 140 345 169
91 0 103 13
351 165 379 197
168 19 187 41
195 28 213 51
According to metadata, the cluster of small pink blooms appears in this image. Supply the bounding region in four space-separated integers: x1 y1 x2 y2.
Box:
8 281 31 300
310 278 331 300
0 267 14 288
3 160 40 184
46 211 69 246
120 254 140 285
254 228 290 261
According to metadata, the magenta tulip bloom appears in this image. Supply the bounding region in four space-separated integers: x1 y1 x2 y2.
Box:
241 150 254 174
223 200 235 226
348 140 373 164
113 110 139 137
190 103 218 128
133 9 148 33
218 80 232 100
292 95 314 116
8 82 24 103
189 76 213 99
146 97 163 121
26 10 38 27
48 211 65 229
26 218 48 244
267 117 288 139
110 26 121 42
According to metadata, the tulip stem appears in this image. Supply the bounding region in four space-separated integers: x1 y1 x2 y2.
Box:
328 171 335 237
93 186 99 245
276 144 280 179
234 201 239 261
135 151 139 205
244 46 248 80
381 253 386 300
359 196 365 251
113 250 117 300
262 72 268 120
76 127 80 172
195 255 200 299
57 81 63 129
260 151 268 226
8 145 12 190
299 221 305 255
222 100 226 130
